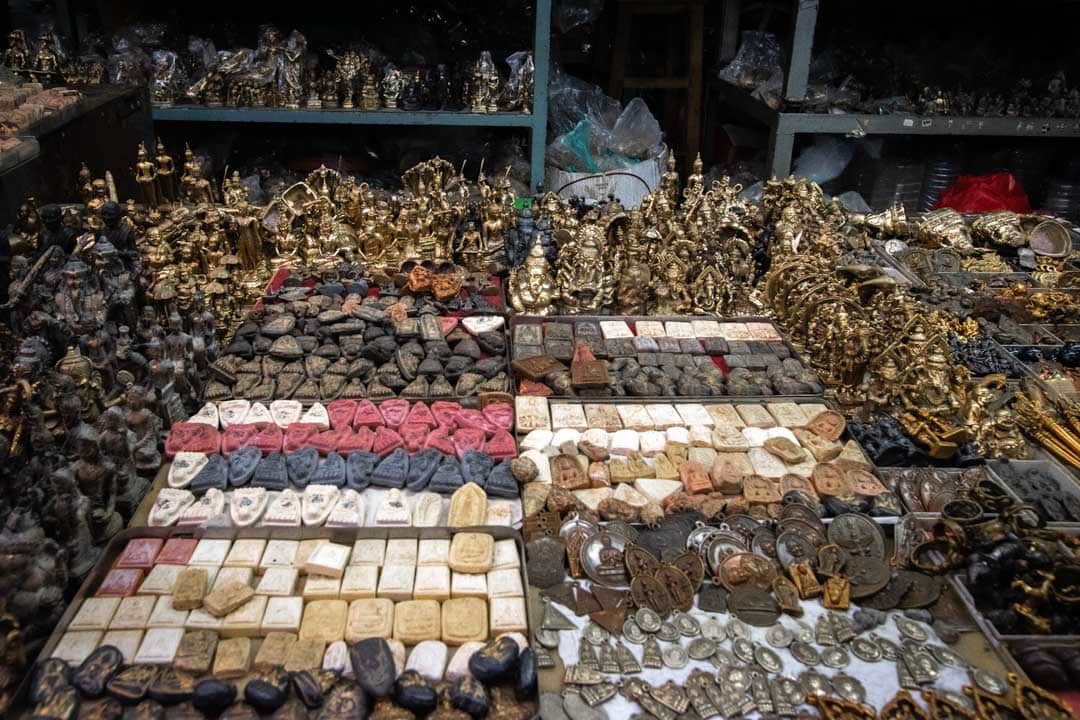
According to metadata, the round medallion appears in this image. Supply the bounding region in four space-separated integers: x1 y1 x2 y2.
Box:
827 513 885 560
820 646 850 669
972 669 1008 696
656 622 679 643
662 645 689 669
873 634 900 661
894 615 929 642
754 646 783 674
727 589 781 627
622 619 645 644
929 645 967 668
705 533 748 575
688 638 718 661
846 556 891 598
713 647 737 667
580 531 629 587
718 553 778 592
774 677 806 706
732 638 755 665
831 673 866 704
672 612 700 637
559 514 598 542
850 636 882 663
701 618 727 641
776 531 818 570
686 522 721 553
751 528 779 559
799 670 831 696
727 618 752 640
766 625 794 649
634 607 661 633
795 621 814 644
790 640 820 666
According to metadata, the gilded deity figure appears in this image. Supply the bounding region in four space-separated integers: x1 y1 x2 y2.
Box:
555 225 614 314
133 143 160 208
154 140 177 202
509 242 557 315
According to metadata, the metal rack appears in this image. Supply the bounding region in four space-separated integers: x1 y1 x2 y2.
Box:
720 0 1080 178
151 0 552 192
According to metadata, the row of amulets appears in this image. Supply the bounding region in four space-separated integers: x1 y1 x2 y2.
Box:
165 399 516 459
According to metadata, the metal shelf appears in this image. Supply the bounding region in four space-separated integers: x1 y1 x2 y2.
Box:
719 0 1080 177
150 0 552 191
151 106 535 127
718 81 1080 178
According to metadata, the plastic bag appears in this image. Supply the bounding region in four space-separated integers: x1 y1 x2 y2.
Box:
546 67 662 171
609 97 663 159
106 36 152 85
546 119 600 173
718 31 784 90
556 0 605 33
186 37 218 79
547 65 621 137
502 51 534 111
791 137 855 185
151 50 186 105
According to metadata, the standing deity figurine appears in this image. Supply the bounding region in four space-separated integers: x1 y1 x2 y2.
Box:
133 143 160 208
154 140 176 203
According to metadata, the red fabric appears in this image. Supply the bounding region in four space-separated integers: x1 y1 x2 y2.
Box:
935 172 1031 213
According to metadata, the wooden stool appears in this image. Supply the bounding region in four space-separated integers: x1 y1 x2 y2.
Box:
609 0 705 166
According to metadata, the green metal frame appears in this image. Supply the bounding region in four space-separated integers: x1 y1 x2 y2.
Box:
151 0 553 192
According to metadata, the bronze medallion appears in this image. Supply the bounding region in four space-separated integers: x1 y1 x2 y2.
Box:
624 543 659 579
860 572 913 611
896 572 943 609
776 531 817 570
845 556 891 599
806 410 846 441
630 574 674 615
655 565 695 612
779 517 827 546
751 528 778 560
812 463 851 497
671 553 706 592
720 514 762 542
827 513 886 560
727 589 781 627
718 553 778 592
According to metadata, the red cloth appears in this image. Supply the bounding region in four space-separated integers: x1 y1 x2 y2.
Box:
935 172 1031 213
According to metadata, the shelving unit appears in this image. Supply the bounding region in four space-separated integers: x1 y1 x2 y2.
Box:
720 0 1080 178
151 0 552 192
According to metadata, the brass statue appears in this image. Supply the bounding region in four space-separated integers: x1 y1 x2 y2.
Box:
509 243 557 315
